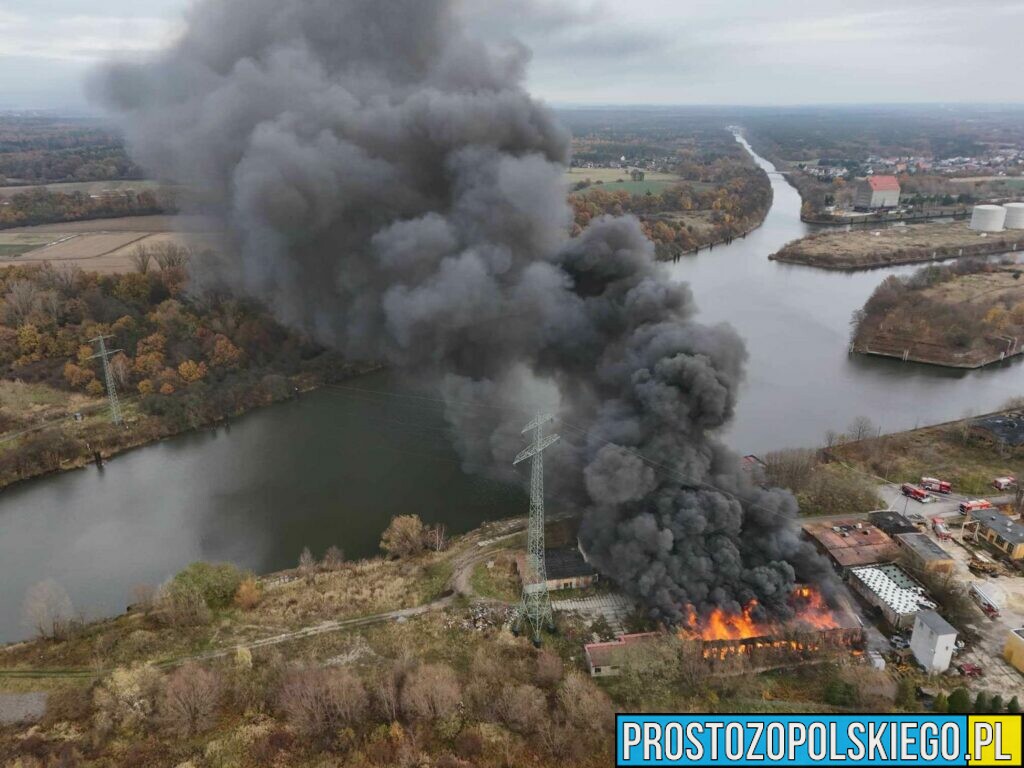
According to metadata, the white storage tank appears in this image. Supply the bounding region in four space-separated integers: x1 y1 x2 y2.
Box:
970 204 1006 232
1003 202 1024 229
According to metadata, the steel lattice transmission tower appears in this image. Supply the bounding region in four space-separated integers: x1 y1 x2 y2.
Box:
512 413 559 645
88 335 123 426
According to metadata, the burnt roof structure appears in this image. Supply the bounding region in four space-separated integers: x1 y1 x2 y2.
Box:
869 511 919 537
544 548 597 580
803 519 900 569
972 412 1024 447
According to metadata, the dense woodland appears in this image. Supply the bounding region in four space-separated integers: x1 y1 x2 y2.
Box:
852 259 1024 353
0 188 170 229
0 117 142 185
0 248 361 488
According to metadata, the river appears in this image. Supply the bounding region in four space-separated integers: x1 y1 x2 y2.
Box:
0 137 1021 643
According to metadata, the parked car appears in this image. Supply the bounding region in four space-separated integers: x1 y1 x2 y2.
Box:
890 636 910 650
958 662 983 678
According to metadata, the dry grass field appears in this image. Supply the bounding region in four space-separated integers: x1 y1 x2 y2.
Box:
773 220 1024 269
0 216 223 273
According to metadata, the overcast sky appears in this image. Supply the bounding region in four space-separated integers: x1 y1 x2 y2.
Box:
2 0 1023 111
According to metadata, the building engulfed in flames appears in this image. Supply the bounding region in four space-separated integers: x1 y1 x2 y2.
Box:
680 587 864 667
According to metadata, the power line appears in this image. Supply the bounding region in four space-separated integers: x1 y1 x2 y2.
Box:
87 334 123 426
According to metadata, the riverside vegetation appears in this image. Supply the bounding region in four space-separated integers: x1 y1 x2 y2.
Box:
0 244 370 490
851 260 1024 367
2 515 903 768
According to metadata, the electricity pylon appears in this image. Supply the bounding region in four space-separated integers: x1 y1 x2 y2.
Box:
88 335 123 426
512 413 559 645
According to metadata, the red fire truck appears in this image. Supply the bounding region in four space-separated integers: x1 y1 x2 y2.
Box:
921 477 952 494
959 499 993 514
901 483 931 502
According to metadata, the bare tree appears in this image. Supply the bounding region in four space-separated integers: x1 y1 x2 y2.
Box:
160 662 222 736
400 663 460 722
848 416 876 443
534 649 563 688
130 245 153 274
278 667 368 743
321 545 345 570
152 242 193 270
373 655 414 722
495 683 545 733
763 448 818 493
23 579 73 640
297 546 316 583
4 279 39 326
424 523 448 552
558 671 614 732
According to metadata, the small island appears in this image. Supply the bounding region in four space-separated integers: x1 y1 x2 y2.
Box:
771 221 1024 270
851 260 1024 368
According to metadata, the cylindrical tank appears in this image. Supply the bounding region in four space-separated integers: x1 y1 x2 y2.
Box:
970 204 1006 232
1003 202 1024 229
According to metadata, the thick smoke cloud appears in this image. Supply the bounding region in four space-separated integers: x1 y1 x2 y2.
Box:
95 0 836 623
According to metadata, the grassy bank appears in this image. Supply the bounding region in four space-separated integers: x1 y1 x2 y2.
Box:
771 221 1024 270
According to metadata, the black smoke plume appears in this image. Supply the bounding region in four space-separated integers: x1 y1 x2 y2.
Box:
94 0 836 623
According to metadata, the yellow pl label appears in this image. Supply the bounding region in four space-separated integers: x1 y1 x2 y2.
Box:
968 715 1022 765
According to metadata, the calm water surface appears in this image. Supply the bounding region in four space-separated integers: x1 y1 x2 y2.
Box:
0 136 1020 642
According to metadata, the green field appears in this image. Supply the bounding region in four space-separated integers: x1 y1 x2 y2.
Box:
0 233 53 258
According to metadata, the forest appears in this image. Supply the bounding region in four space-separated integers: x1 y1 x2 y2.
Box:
0 248 363 488
0 116 142 185
0 188 170 229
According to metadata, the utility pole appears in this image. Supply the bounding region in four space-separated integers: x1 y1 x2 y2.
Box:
88 334 123 426
512 413 559 646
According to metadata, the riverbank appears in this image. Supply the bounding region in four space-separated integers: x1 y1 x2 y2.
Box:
0 360 382 493
770 220 1024 270
852 262 1024 369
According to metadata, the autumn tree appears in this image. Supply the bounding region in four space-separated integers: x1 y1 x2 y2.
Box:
380 514 426 558
234 576 261 610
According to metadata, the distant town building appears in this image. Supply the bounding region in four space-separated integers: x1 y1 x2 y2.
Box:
515 547 598 591
854 175 901 210
584 632 660 677
1004 628 1024 673
802 519 900 572
910 610 957 673
966 508 1024 560
894 532 956 574
848 563 936 629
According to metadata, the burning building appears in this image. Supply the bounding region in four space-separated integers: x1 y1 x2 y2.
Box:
680 587 864 667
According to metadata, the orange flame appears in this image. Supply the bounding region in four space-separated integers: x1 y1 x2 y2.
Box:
682 586 840 643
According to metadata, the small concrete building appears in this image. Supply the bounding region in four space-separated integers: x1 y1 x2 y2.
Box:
968 508 1024 560
1004 628 1024 673
910 610 957 673
515 548 598 591
869 510 919 538
584 632 660 677
854 175 901 210
895 532 956 574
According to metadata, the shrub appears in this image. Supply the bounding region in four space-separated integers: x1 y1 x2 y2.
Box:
535 649 563 688
496 683 545 733
234 576 261 610
947 687 971 714
93 665 164 735
160 662 222 737
277 667 368 743
380 515 426 558
558 672 613 732
44 684 94 725
22 579 74 640
400 663 460 722
171 562 244 609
